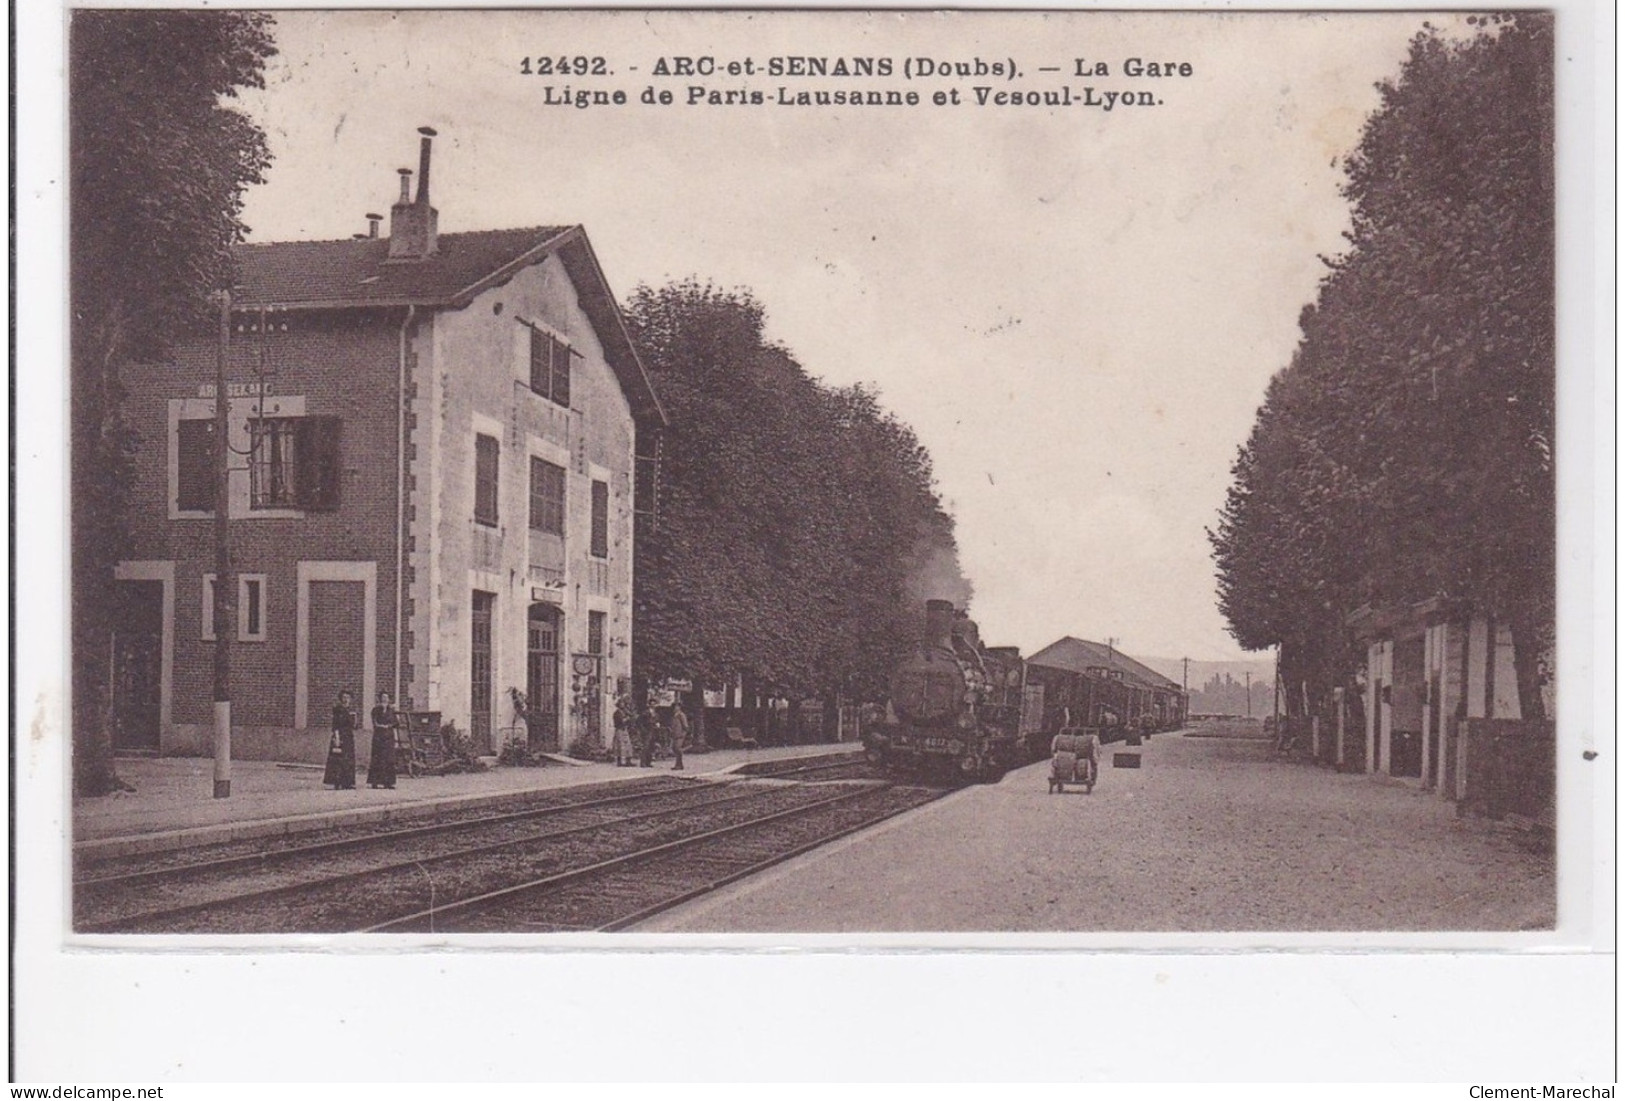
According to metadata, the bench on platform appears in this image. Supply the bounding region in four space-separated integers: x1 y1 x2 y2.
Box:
724 726 759 750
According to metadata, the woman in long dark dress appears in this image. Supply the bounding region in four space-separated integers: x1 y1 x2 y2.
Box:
323 690 358 789
368 690 399 789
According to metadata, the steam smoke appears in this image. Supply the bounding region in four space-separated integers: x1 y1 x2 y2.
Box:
903 536 973 611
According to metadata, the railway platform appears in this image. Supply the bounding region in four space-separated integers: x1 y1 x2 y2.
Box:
73 742 858 859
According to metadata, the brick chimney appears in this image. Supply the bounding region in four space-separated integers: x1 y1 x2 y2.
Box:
388 127 440 259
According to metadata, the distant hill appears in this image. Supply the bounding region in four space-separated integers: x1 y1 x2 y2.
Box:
1130 656 1277 716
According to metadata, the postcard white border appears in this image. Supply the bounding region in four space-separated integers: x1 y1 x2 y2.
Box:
13 0 1615 1082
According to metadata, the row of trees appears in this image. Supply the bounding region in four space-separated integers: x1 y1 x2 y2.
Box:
71 11 277 794
1209 15 1554 722
623 279 970 710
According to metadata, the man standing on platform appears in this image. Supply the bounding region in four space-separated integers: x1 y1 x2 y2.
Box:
670 702 689 771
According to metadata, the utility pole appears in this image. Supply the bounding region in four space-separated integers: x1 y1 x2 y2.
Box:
1182 656 1189 693
1273 646 1282 732
212 289 234 798
1244 670 1252 718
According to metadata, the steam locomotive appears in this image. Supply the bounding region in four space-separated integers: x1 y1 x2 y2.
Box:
863 599 1186 783
863 599 1037 783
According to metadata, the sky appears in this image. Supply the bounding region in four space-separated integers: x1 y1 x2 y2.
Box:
233 9 1457 662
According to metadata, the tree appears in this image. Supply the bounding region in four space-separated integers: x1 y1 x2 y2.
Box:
71 11 277 794
623 279 969 709
1211 15 1554 719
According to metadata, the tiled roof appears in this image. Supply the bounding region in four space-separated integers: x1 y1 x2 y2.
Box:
1027 637 1183 692
229 223 665 426
232 226 572 308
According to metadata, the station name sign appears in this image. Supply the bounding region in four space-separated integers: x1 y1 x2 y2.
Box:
197 382 272 398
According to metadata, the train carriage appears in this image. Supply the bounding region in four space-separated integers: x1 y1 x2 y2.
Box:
864 600 1188 784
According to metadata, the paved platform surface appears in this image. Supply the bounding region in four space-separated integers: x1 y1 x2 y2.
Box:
73 742 858 856
641 731 1556 933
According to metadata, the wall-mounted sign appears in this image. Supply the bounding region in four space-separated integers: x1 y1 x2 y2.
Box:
531 587 564 604
197 382 272 398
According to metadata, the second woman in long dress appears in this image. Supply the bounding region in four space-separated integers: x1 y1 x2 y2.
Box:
323 690 358 789
368 690 399 789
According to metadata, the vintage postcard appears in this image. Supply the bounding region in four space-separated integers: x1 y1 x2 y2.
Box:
15 2 1612 1082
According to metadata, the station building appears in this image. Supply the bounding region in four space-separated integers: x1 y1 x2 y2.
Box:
109 129 665 763
1346 600 1552 820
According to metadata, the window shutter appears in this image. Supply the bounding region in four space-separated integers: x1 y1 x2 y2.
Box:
475 433 500 526
634 431 662 535
590 479 609 558
551 337 571 409
176 419 216 512
295 416 343 512
529 327 547 396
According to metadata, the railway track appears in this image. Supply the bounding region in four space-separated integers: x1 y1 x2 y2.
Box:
76 773 942 934
74 773 686 884
370 781 940 933
731 751 882 784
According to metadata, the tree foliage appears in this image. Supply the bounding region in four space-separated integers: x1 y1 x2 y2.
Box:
624 279 970 701
1210 15 1554 719
71 11 277 793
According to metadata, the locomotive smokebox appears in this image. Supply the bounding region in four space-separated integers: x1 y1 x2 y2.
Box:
924 599 956 648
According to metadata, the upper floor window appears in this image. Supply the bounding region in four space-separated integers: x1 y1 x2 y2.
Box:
590 479 609 558
529 456 565 536
249 417 299 509
250 416 342 512
475 433 500 527
529 326 572 409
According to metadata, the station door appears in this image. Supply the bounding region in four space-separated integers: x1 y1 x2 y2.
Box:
306 580 366 729
111 581 164 753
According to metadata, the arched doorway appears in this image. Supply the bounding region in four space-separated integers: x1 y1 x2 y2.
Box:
526 603 562 752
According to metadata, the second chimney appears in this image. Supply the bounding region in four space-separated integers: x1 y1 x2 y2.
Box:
388 127 440 259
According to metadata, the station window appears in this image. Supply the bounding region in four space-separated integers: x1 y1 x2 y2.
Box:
249 416 342 511
529 457 565 536
528 326 572 409
202 573 268 642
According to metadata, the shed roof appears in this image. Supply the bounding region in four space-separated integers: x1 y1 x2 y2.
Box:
230 225 665 425
1027 636 1183 692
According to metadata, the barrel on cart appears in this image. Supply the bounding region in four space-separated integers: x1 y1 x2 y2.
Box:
1048 729 1101 794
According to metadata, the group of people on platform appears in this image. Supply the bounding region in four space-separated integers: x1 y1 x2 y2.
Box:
611 698 689 771
323 689 401 791
324 689 692 789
